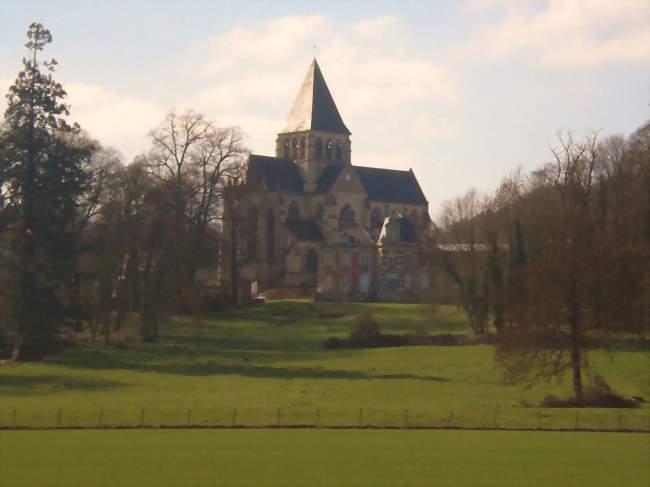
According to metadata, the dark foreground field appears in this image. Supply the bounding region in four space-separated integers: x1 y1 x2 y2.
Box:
1 429 648 487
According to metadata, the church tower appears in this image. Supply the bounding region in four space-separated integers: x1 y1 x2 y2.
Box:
276 59 351 192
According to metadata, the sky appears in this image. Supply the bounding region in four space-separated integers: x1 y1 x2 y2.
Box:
1 0 648 214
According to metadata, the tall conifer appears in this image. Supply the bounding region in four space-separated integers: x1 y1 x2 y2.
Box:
0 23 93 359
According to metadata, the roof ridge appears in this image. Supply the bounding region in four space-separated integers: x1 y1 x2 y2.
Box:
353 165 428 206
250 154 296 163
353 165 411 174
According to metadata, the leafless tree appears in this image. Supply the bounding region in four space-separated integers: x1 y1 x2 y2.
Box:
497 131 610 401
437 189 492 334
144 110 247 312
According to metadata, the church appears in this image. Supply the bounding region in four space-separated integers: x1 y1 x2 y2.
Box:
223 60 431 301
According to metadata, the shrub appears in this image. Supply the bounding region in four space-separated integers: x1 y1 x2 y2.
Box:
350 311 380 343
200 289 227 312
323 312 408 349
540 375 641 408
411 323 428 340
318 307 345 319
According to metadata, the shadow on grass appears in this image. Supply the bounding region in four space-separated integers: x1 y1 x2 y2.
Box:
609 338 650 352
26 300 459 387
0 373 125 395
51 348 449 383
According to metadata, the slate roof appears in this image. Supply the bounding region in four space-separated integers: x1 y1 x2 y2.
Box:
315 164 344 193
281 59 351 135
247 156 428 207
354 166 428 205
285 220 324 241
247 155 304 193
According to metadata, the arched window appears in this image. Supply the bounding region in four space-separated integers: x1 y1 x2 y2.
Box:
283 140 289 158
306 249 318 274
407 211 418 240
247 206 258 261
399 217 415 242
338 204 356 230
291 138 298 159
325 139 333 159
335 143 343 161
287 201 300 222
300 137 306 159
266 208 275 261
370 208 383 230
315 139 323 159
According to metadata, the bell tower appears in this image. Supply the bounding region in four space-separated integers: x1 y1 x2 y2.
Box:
276 59 351 191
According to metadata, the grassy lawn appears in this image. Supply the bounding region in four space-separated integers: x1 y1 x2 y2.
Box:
1 429 648 486
0 300 648 429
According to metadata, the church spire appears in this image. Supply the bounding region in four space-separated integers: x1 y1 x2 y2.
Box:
281 59 350 135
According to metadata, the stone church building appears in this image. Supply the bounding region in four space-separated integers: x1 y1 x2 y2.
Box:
223 60 431 301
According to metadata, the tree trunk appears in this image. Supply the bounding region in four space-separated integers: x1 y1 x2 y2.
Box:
229 213 239 304
103 310 110 345
571 345 583 403
89 307 97 343
126 243 140 312
114 278 126 331
141 247 154 340
71 270 83 331
569 277 584 402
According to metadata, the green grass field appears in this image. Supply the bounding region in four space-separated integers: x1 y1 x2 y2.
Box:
0 300 649 429
1 429 648 486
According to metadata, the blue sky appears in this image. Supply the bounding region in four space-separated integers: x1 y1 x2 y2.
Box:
1 0 648 212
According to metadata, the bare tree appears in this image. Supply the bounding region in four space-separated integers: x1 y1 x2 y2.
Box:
497 131 603 402
144 110 246 312
437 189 492 334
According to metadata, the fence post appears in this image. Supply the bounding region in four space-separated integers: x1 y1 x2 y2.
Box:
358 408 364 427
276 408 281 426
139 408 145 426
232 407 237 426
574 411 579 430
187 408 192 426
315 408 320 426
98 408 104 426
57 408 62 427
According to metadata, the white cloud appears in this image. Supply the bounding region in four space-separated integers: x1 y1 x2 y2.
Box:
183 14 459 170
65 83 166 158
0 74 165 160
461 0 650 67
0 76 13 98
187 16 335 76
352 16 402 40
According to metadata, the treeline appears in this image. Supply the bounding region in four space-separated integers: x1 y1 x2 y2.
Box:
0 24 247 359
436 127 650 401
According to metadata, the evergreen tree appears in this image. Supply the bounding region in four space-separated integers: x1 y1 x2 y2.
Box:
0 23 93 359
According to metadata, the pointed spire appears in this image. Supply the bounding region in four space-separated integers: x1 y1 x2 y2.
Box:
281 59 350 135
